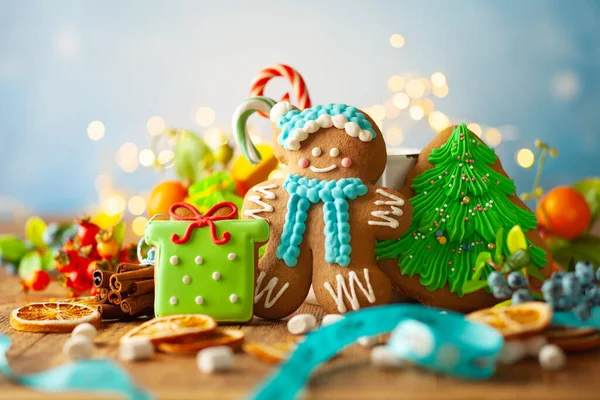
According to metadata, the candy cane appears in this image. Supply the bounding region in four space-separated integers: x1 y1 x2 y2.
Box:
249 64 311 118
232 96 278 164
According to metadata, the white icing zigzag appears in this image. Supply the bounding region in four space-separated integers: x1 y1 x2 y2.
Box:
244 184 278 220
323 268 376 313
254 271 290 309
368 189 405 228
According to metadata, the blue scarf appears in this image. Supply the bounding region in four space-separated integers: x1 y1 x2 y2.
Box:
276 174 368 267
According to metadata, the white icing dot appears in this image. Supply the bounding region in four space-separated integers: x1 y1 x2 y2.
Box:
229 294 238 303
170 256 179 265
470 166 474 169
311 147 322 157
182 275 191 285
227 253 236 261
170 296 178 305
459 163 463 167
212 272 221 281
329 148 340 157
195 296 204 305
195 256 203 265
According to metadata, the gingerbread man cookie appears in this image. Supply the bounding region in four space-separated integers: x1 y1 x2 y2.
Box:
233 98 412 319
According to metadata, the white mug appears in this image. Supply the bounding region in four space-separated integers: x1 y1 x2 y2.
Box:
377 147 420 190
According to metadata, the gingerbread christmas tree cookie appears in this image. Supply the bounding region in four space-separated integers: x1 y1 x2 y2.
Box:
145 202 269 322
376 124 552 312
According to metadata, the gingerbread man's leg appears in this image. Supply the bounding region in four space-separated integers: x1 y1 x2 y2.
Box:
253 224 313 320
312 255 392 315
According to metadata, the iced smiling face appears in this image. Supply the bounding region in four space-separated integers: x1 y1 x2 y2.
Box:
273 123 388 183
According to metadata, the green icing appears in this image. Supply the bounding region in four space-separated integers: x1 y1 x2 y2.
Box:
376 124 547 295
145 218 269 321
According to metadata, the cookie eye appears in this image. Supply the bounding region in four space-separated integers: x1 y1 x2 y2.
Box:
329 148 340 157
312 147 322 157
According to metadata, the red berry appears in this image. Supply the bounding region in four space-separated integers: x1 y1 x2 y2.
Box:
77 218 100 247
26 270 51 291
65 271 92 293
89 286 99 296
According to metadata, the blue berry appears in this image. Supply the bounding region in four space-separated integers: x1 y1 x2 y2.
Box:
575 261 595 286
562 273 582 298
512 289 534 305
596 266 600 282
542 279 562 301
507 271 527 289
147 247 155 260
573 302 592 321
492 285 512 299
551 271 565 282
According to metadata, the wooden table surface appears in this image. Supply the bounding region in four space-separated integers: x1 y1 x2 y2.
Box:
1 223 600 399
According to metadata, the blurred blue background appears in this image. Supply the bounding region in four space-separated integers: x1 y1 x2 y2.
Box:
1 0 599 216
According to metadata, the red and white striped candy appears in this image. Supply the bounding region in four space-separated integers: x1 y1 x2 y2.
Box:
249 64 311 117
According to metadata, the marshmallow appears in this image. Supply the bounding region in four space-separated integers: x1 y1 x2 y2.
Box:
371 346 407 369
197 346 233 373
63 336 94 360
539 344 566 371
287 314 317 335
498 340 527 365
321 314 345 327
524 335 548 357
119 338 154 362
71 323 97 341
357 335 380 348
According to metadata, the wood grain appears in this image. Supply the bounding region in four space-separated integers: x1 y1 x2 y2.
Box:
1 219 600 399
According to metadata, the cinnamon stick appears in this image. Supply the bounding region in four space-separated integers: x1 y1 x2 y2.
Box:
94 288 110 304
98 304 129 319
107 290 125 305
92 269 114 288
110 267 154 292
127 279 155 297
117 263 150 273
120 293 154 315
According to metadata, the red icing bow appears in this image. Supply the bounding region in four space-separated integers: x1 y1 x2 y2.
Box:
168 202 238 245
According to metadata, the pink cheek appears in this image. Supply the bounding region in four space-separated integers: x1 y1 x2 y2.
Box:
341 157 352 168
297 158 310 168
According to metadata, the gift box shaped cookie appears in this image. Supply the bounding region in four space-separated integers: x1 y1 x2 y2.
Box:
144 201 269 322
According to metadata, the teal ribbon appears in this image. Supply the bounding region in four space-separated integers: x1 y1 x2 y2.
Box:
0 334 151 400
277 174 367 267
249 304 504 400
552 307 600 329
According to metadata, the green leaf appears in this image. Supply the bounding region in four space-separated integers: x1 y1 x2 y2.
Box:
174 130 213 183
18 251 42 279
572 178 600 226
0 235 29 262
472 251 492 281
25 217 47 250
41 249 56 271
113 222 126 245
526 264 546 281
505 249 531 271
551 234 600 267
462 280 490 294
494 227 504 265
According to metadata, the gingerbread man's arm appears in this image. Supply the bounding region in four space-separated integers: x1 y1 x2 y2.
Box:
240 178 285 223
365 186 412 240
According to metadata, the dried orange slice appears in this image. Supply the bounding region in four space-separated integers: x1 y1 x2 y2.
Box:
467 302 552 339
10 302 101 333
243 341 296 364
157 329 245 354
120 314 217 344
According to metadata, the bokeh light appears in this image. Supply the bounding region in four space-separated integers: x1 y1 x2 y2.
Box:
432 85 449 98
551 70 580 101
428 111 450 132
132 216 148 236
387 76 405 92
87 120 105 141
116 142 139 173
393 93 410 109
385 127 404 146
369 104 386 121
139 149 155 166
195 107 216 127
204 126 224 149
102 194 126 216
431 72 446 87
467 123 482 137
157 149 175 165
485 128 502 147
128 196 146 216
516 148 535 168
405 79 425 99
94 174 111 192
409 105 424 120
384 100 401 119
146 116 165 136
389 34 405 48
